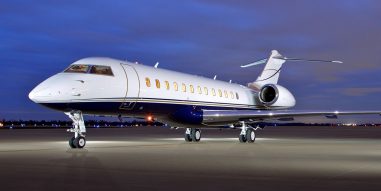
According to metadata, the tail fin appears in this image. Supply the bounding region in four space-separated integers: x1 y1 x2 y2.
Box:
241 50 342 90
246 50 285 90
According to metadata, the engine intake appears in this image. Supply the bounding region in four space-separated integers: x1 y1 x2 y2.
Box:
258 84 296 108
259 84 278 104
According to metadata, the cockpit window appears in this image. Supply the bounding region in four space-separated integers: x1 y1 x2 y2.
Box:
64 64 114 76
64 65 90 73
89 65 114 76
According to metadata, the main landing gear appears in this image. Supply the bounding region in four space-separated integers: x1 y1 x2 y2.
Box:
183 123 256 143
184 128 201 142
239 121 256 143
66 111 86 149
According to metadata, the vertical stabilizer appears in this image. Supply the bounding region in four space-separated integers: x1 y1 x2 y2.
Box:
248 50 285 89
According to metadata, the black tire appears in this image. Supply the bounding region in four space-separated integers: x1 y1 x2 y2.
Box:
246 128 256 143
69 137 76 148
184 133 192 142
239 134 247 143
191 129 201 142
74 136 86 149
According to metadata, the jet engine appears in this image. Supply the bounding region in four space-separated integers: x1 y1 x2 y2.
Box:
257 84 296 108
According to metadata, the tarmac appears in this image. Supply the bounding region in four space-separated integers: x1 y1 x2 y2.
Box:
1 126 381 191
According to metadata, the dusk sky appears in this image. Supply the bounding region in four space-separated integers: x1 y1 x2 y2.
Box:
1 0 381 122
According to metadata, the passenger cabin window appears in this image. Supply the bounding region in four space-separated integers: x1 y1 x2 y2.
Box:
165 81 170 90
236 92 239 100
211 88 216 96
224 90 228 98
197 86 202 94
204 87 208 95
182 83 186 92
230 91 234 99
145 78 151 87
174 82 178 91
155 79 160 89
64 65 90 73
218 89 222 97
190 85 194 93
89 65 113 76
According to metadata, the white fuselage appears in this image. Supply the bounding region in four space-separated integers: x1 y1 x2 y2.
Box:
29 57 296 126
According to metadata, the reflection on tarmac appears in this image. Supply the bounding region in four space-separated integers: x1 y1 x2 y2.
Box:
1 127 381 191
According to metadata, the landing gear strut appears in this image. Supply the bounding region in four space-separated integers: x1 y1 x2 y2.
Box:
66 111 86 149
185 128 201 142
239 121 256 143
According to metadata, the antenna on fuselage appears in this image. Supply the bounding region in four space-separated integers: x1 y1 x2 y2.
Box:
154 62 159 68
229 80 232 83
213 75 217 80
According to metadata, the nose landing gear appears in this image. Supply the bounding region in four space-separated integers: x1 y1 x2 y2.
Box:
66 111 87 149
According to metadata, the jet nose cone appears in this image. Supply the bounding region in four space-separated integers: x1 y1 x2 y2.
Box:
28 89 36 101
28 83 49 103
28 87 40 102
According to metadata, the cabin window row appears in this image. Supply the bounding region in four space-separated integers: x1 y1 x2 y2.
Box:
145 77 239 100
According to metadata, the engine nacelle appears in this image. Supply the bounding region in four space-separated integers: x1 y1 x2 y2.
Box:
257 84 296 108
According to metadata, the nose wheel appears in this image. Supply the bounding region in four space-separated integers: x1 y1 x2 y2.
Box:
69 137 76 148
69 136 86 148
66 111 87 149
185 128 201 142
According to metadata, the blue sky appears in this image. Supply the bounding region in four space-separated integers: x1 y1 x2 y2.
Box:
1 0 381 122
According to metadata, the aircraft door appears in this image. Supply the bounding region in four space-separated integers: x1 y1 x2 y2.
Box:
120 64 140 110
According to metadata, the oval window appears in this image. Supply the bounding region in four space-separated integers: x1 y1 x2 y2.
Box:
155 79 160 89
145 78 151 87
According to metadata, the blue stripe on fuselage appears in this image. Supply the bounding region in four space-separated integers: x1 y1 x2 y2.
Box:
40 101 264 125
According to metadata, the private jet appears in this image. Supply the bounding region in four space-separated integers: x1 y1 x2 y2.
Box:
29 50 381 148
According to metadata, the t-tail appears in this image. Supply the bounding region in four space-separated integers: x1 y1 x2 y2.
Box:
241 50 343 90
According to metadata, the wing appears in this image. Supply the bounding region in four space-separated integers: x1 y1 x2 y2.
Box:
202 110 381 125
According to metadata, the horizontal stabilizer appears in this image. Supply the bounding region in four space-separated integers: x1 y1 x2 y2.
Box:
244 50 343 88
241 55 343 68
240 58 268 68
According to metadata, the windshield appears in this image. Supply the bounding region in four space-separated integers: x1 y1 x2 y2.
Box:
64 64 113 76
89 65 114 76
64 65 90 73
